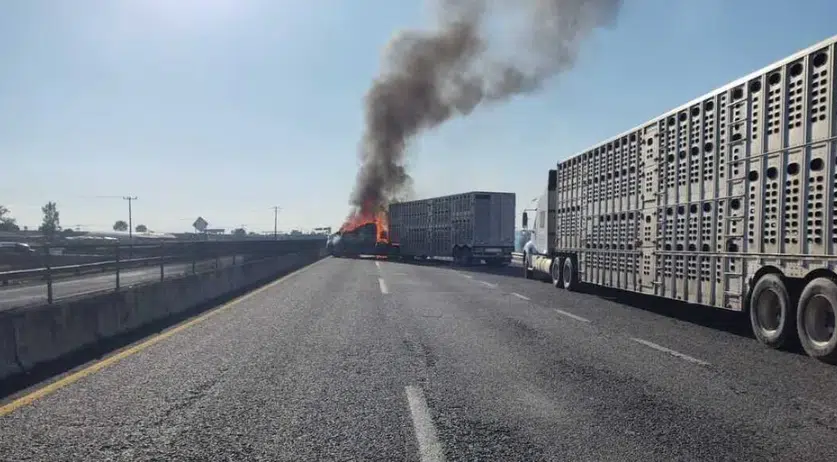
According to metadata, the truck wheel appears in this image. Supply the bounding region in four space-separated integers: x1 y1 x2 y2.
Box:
523 255 533 279
749 273 795 349
796 278 837 363
550 257 563 288
562 256 578 291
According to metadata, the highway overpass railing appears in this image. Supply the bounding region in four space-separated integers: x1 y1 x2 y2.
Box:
0 239 325 305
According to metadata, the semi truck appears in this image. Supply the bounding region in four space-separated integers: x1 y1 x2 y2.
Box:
389 191 516 265
522 34 837 363
327 223 399 258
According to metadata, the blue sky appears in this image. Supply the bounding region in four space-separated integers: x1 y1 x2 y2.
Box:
1 0 836 234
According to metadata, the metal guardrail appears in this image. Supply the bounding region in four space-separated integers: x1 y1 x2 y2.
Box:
0 239 325 305
0 256 176 285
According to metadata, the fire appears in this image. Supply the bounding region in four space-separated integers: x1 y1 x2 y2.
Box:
339 202 390 244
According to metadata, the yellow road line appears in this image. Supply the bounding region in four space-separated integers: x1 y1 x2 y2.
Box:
0 257 328 417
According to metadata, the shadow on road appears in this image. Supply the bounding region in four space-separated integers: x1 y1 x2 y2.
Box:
370 255 806 355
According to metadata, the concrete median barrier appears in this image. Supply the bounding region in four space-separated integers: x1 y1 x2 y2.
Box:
0 316 20 380
0 250 323 384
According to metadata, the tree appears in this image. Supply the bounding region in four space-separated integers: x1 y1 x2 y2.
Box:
113 220 128 232
135 224 148 233
232 228 247 237
39 201 60 241
0 205 20 231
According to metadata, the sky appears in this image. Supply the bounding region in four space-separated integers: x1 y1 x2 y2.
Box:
1 0 836 234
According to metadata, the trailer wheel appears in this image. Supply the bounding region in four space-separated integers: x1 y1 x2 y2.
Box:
562 256 578 291
796 278 837 363
749 273 795 349
550 257 563 288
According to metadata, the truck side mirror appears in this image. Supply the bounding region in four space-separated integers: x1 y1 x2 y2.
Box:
522 212 528 229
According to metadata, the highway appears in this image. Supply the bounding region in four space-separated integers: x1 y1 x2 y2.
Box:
2 257 837 460
0 258 235 311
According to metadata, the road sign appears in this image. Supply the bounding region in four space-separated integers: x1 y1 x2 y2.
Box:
192 216 208 232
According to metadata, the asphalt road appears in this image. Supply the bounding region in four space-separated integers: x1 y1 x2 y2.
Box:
0 257 235 311
2 256 837 461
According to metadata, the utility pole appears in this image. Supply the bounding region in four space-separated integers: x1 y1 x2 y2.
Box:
123 196 138 241
271 206 281 240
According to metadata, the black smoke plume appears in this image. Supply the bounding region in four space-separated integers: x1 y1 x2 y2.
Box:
348 0 622 215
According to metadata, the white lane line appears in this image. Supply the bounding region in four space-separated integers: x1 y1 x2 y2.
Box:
478 280 497 288
511 292 530 301
554 309 591 323
405 386 446 462
629 337 709 366
375 261 381 269
378 277 390 294
457 272 473 279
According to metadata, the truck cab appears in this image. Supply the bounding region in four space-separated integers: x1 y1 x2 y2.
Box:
521 169 558 282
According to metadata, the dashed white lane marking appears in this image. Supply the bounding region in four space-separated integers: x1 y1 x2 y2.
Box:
459 273 473 279
478 280 497 288
405 386 446 462
511 292 530 301
554 309 591 323
378 277 390 294
375 261 381 269
629 337 709 366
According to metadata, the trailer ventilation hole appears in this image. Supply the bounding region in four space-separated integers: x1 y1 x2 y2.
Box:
732 87 744 100
646 215 652 223
787 162 800 175
768 72 782 86
749 80 762 92
690 146 699 156
679 112 687 122
703 202 712 212
813 52 828 68
731 199 741 210
690 204 698 214
767 167 778 179
667 154 675 163
665 244 672 251
748 170 759 181
676 244 684 251
727 241 739 252
677 206 685 215
704 142 714 152
679 151 687 159
688 244 697 251
702 244 710 252
704 100 715 111
789 62 803 77
811 158 824 171
691 106 700 117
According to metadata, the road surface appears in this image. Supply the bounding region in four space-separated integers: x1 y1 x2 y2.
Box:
2 257 837 461
0 258 234 311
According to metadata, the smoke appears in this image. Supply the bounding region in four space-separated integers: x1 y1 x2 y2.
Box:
348 0 622 215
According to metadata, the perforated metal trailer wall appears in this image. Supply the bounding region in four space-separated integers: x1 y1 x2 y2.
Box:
389 192 516 257
554 35 837 311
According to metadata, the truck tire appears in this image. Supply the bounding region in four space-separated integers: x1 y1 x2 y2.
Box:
796 277 837 363
550 257 563 288
561 256 578 291
749 273 795 349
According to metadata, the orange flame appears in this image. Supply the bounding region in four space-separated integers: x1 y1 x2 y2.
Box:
340 202 390 244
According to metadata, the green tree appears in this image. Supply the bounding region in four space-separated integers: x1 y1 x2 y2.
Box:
39 201 60 241
0 205 20 231
113 220 128 232
135 224 148 233
232 228 247 237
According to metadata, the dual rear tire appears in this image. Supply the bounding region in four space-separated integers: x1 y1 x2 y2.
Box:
749 273 837 363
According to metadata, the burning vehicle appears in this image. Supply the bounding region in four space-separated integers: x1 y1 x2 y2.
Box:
329 207 399 258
